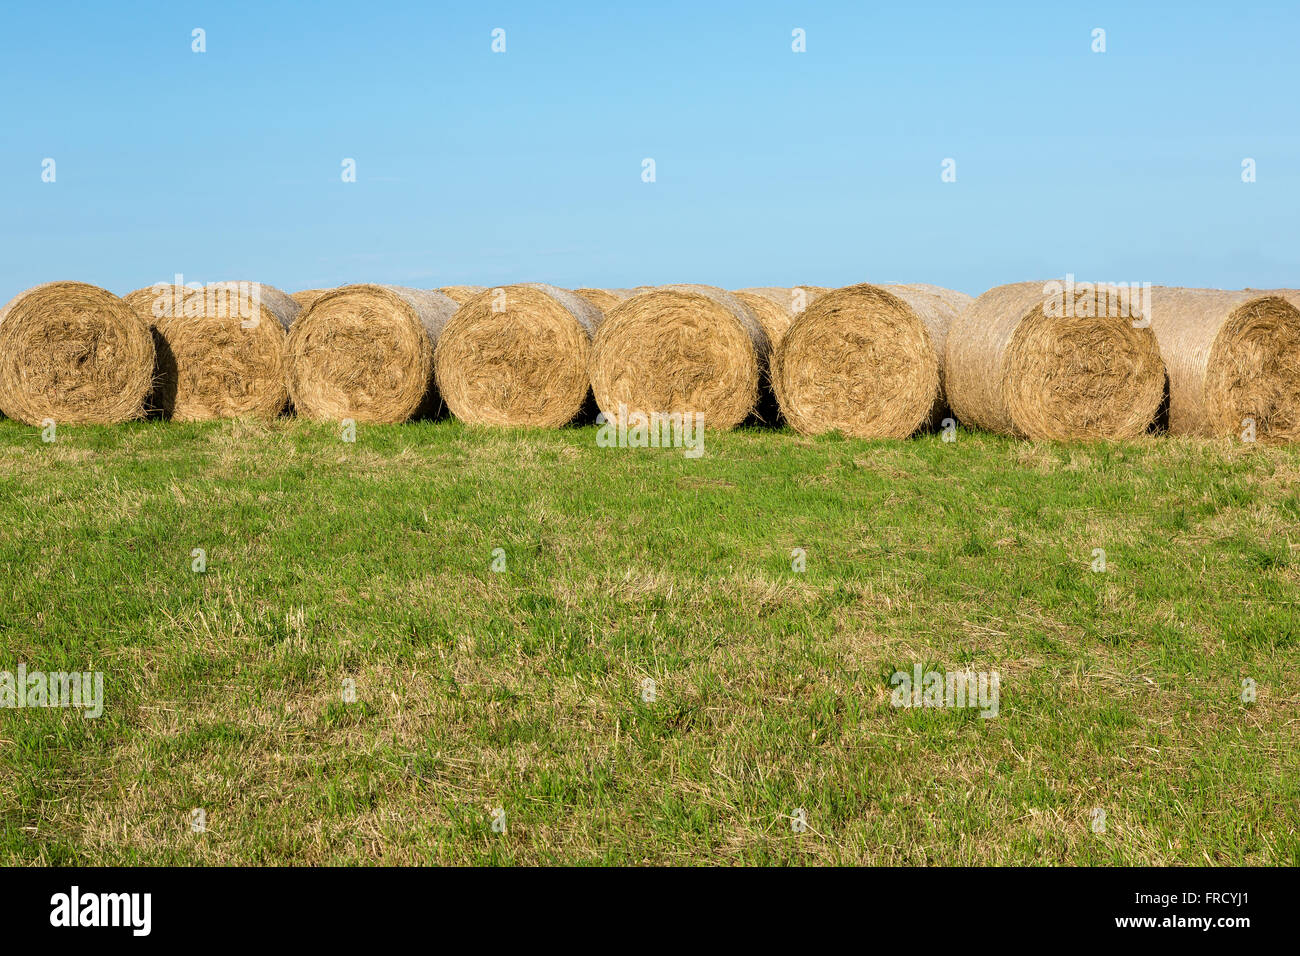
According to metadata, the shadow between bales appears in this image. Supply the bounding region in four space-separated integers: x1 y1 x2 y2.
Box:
146 328 178 420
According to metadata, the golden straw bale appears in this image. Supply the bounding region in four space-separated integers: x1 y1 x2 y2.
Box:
773 283 969 437
122 281 297 420
945 280 1165 439
286 284 458 422
0 281 154 425
1148 287 1300 441
590 284 768 430
434 283 601 427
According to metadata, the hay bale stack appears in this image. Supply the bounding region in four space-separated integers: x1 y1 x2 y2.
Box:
291 289 329 310
590 284 769 430
1147 288 1300 441
123 281 298 421
434 284 600 427
945 281 1165 440
440 286 485 305
772 283 969 438
734 287 828 350
0 282 154 425
286 284 458 422
574 288 633 312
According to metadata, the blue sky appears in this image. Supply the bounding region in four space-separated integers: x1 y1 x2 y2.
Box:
2 0 1298 302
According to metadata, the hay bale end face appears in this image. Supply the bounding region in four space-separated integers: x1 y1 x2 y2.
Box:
773 283 968 438
439 286 486 305
434 283 600 427
0 281 154 425
590 284 769 430
123 281 298 421
1149 288 1300 441
287 284 458 423
945 280 1165 440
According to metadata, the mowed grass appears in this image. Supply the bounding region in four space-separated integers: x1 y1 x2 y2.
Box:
0 416 1297 866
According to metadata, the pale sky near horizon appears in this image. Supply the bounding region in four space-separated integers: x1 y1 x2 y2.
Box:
3 0 1298 304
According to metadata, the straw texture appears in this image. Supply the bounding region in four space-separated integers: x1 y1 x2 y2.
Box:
945 281 1165 439
286 284 458 422
1147 287 1300 441
434 283 601 427
123 281 298 421
735 287 828 349
439 286 486 305
590 284 769 430
0 281 154 425
574 288 633 312
773 283 969 437
290 289 328 310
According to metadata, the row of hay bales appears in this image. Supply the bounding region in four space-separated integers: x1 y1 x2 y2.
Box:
0 280 1297 442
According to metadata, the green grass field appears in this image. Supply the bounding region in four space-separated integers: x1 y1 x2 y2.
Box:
1 417 1296 865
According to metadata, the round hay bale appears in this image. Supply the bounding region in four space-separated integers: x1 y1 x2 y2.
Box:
434 283 600 427
286 284 458 423
440 285 485 305
290 289 329 310
771 283 968 438
945 280 1165 440
1147 287 1300 441
734 287 829 350
574 288 633 312
590 284 769 430
122 281 298 421
0 281 154 425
